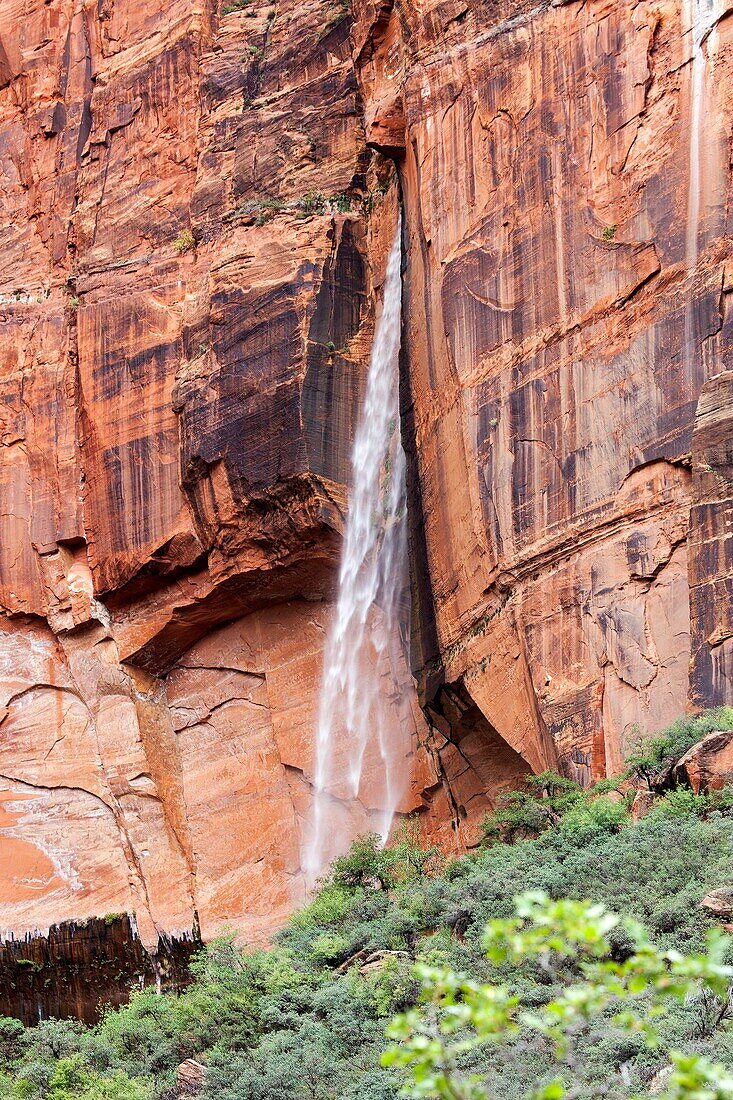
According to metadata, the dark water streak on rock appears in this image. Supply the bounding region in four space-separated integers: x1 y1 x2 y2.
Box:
0 916 198 1025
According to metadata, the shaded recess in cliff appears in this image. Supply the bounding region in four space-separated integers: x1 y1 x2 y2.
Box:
398 284 443 706
422 682 532 844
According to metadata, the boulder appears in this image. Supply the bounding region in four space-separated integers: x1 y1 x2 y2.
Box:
176 1060 206 1097
631 790 656 821
673 730 733 793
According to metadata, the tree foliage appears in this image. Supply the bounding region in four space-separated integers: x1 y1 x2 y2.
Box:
3 711 733 1099
384 892 733 1100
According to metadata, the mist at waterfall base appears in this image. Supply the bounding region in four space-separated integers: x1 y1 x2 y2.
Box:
302 219 411 887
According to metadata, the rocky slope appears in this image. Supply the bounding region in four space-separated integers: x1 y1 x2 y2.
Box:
0 0 731 1012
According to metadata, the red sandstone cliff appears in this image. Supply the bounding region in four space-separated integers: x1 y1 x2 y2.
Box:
0 0 731 967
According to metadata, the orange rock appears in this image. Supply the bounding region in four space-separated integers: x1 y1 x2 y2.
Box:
631 790 656 821
673 730 733 793
355 0 733 792
0 0 731 972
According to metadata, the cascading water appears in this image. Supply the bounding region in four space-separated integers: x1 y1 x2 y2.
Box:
686 0 719 271
684 0 720 374
303 217 410 885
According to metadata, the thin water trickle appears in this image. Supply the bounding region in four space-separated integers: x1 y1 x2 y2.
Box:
303 218 409 886
686 0 718 272
684 0 719 376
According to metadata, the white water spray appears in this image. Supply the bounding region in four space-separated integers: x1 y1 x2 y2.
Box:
685 0 719 275
303 218 410 884
684 0 720 380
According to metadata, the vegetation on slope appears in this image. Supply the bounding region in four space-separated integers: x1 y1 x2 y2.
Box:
2 709 733 1100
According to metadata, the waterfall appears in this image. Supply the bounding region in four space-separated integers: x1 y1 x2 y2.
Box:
303 217 410 885
684 0 719 379
686 0 718 271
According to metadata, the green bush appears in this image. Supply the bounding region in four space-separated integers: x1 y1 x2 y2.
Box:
557 793 629 839
172 228 195 253
4 733 733 1100
479 772 623 845
625 707 733 789
295 191 327 219
47 1056 152 1100
330 833 397 891
383 891 733 1100
288 884 357 931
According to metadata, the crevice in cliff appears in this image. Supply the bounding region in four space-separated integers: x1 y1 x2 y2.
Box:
397 228 444 707
421 682 533 847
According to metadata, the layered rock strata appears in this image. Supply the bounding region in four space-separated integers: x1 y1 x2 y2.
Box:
0 0 731 1010
0 0 439 966
354 0 733 830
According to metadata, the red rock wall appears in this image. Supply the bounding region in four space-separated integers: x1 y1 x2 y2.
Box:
354 0 733 839
0 0 439 949
0 0 732 954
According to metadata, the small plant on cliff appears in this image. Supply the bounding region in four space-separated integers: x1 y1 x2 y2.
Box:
329 191 353 213
602 223 617 240
295 191 327 219
172 228 195 254
254 196 285 225
221 0 248 14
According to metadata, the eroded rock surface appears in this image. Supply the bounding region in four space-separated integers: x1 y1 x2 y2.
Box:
0 0 430 955
0 0 732 980
354 0 733 835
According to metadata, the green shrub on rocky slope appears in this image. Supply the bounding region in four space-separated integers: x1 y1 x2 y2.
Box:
2 713 733 1100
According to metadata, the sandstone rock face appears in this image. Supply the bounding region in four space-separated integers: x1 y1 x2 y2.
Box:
0 915 194 1025
0 0 732 985
0 0 439 957
353 0 733 825
673 729 733 792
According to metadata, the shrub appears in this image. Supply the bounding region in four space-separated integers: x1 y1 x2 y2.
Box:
5 744 733 1100
172 228 195 253
0 1018 25 1067
46 1055 152 1100
295 191 327 219
625 707 733 790
557 794 629 839
480 772 585 844
330 191 353 213
390 817 442 883
383 891 733 1100
330 833 397 891
289 884 358 931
